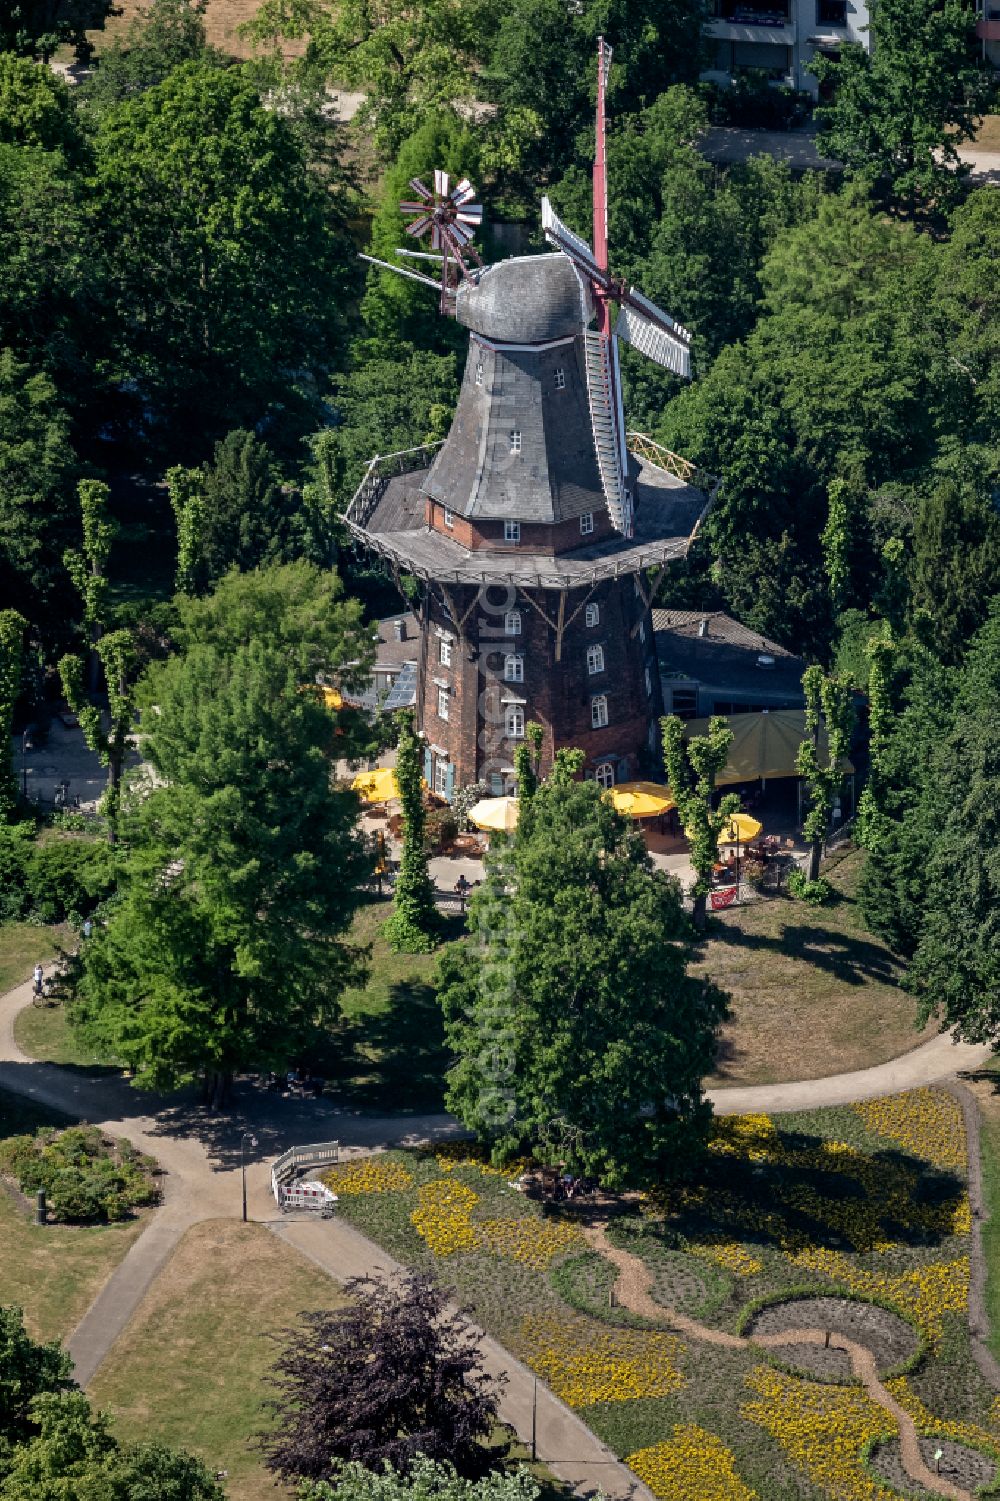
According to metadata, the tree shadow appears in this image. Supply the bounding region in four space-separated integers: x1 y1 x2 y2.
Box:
315 978 450 1115
707 919 900 989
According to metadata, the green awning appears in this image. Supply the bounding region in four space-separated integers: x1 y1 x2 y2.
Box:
683 710 854 785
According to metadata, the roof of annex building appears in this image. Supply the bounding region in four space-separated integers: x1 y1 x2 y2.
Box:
654 609 806 699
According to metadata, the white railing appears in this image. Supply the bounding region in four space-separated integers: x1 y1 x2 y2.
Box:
271 1139 340 1205
343 443 444 528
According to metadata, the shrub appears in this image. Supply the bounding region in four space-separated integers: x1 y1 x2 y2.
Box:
451 780 490 833
25 836 116 923
0 823 34 921
0 1125 159 1223
786 869 834 905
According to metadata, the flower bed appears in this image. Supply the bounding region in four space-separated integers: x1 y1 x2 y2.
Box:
318 1091 1000 1501
866 1434 999 1498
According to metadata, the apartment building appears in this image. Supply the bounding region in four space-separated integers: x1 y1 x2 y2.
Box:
977 0 1000 68
703 0 871 97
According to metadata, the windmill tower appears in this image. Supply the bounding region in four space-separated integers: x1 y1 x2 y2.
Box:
343 41 716 800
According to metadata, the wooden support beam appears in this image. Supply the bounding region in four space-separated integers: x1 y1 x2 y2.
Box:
519 589 560 635
554 591 567 663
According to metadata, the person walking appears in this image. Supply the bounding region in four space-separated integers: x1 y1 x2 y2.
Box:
32 963 43 998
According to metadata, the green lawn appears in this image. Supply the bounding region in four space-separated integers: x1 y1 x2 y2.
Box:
0 1088 148 1344
696 848 928 1086
0 922 71 996
13 998 110 1069
313 897 464 1111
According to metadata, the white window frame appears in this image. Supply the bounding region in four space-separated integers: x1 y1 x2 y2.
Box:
505 705 525 739
439 637 452 667
587 644 605 676
443 507 454 529
437 687 449 722
555 367 566 390
475 361 484 387
595 761 615 790
504 654 524 684
434 759 449 796
510 431 522 454
591 695 608 729
504 609 521 636
585 603 600 629
580 512 594 536
504 520 521 544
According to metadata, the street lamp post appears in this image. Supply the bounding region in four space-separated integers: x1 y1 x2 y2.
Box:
241 1133 258 1223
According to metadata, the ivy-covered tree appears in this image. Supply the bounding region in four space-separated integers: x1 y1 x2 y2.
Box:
439 750 728 1185
261 1272 505 1484
796 666 855 882
166 465 208 596
512 720 543 804
0 610 27 821
63 479 116 691
59 630 137 843
661 714 740 931
855 629 896 854
384 709 437 953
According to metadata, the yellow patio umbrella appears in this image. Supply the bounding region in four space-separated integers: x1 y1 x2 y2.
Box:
351 767 400 804
609 781 675 818
718 812 763 845
320 685 343 710
468 796 520 833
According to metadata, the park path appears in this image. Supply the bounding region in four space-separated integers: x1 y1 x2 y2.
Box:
0 960 994 1496
587 1225 973 1501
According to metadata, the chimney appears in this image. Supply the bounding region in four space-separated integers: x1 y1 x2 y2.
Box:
393 619 406 643
698 617 709 638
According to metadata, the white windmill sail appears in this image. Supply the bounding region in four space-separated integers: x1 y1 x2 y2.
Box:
616 300 691 378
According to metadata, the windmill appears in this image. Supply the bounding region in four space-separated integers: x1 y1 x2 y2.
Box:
359 170 484 315
541 37 693 538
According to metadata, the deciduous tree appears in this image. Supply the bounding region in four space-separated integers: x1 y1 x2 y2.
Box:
0 611 27 821
661 714 739 931
59 630 137 842
384 709 437 953
0 1306 73 1449
0 0 116 62
261 1272 505 1483
300 1456 539 1501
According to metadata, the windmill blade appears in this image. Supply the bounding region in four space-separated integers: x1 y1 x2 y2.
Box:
358 253 442 292
456 205 483 227
616 291 692 378
434 168 450 197
408 177 432 201
582 329 632 537
450 178 477 206
540 196 606 284
404 215 434 239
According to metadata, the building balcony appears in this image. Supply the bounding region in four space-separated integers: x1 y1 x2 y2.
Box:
707 16 795 44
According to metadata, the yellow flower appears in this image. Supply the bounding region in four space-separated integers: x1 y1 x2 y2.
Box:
853 1090 967 1175
410 1178 481 1255
709 1114 777 1162
742 1364 897 1500
784 1246 968 1348
408 1178 585 1267
887 1378 1000 1457
323 1157 413 1194
521 1314 685 1407
627 1425 758 1501
689 1237 763 1277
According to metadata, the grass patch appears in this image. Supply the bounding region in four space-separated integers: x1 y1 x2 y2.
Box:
0 1088 148 1343
695 848 928 1086
974 114 1000 151
313 898 463 1111
90 1220 344 1501
14 998 110 1068
979 1113 1000 1363
0 922 70 995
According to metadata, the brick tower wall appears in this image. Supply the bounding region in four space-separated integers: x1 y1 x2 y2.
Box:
416 576 664 798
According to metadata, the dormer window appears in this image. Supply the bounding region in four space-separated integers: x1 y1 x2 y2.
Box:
510 431 522 454
580 512 594 536
443 507 454 529
504 520 521 544
555 368 566 390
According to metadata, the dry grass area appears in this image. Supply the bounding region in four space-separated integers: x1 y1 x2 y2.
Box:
90 0 303 58
696 848 930 1087
0 1089 149 1344
90 1220 345 1501
974 115 1000 151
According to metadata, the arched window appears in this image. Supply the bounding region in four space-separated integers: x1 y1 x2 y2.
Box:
585 603 600 628
504 610 521 636
591 695 608 729
595 762 615 789
505 705 525 739
504 655 524 683
587 644 605 676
